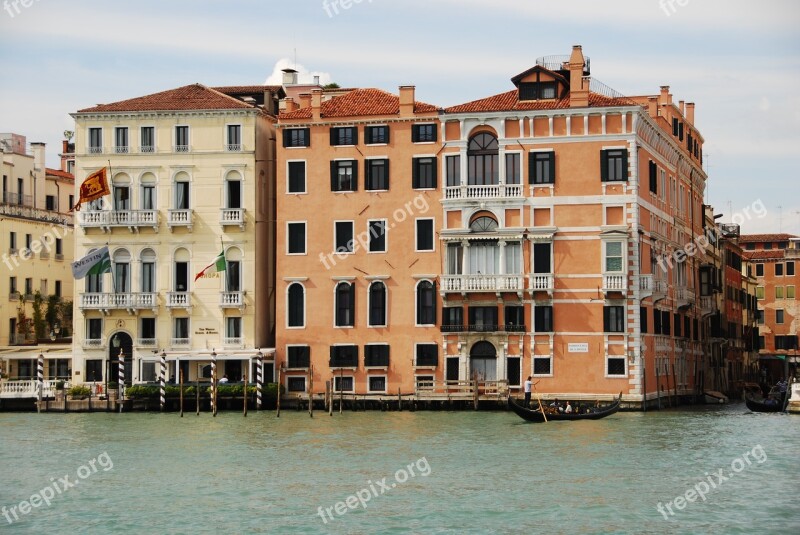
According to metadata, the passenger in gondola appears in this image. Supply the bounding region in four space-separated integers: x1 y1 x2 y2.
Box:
549 398 560 409
565 401 573 414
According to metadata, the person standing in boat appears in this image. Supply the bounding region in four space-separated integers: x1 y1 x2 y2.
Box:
565 401 573 414
523 377 534 407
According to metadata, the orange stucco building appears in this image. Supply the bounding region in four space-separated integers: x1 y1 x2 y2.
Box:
275 46 712 407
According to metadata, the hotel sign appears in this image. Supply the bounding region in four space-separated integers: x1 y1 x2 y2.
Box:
568 343 589 353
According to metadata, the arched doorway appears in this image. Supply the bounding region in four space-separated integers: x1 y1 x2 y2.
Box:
108 331 134 385
470 341 497 381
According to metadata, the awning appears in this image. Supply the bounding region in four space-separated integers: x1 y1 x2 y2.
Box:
0 346 72 360
141 348 275 362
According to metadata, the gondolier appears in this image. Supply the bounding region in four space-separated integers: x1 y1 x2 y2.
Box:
523 377 533 407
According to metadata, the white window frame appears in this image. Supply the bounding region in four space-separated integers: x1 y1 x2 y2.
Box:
226 123 243 151
286 221 307 256
87 127 103 153
174 125 190 152
367 219 388 254
139 125 156 153
415 279 436 327
532 354 553 378
333 375 356 393
286 282 306 330
285 344 310 370
364 343 390 369
605 354 628 378
365 124 389 146
413 341 439 369
415 218 435 253
367 281 388 328
114 126 129 153
364 156 390 192
367 374 388 393
285 375 307 393
333 220 355 255
603 240 625 273
286 159 307 195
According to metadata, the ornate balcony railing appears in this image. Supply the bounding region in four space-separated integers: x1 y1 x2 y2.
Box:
166 292 191 309
602 274 627 292
529 274 554 292
113 146 129 154
226 144 242 152
79 210 158 230
79 293 157 311
444 184 524 200
441 274 525 293
140 145 155 153
174 145 190 153
171 338 190 347
220 208 245 227
0 380 69 399
220 291 244 308
167 209 193 230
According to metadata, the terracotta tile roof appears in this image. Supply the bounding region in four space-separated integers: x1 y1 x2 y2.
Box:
739 233 798 243
279 88 439 120
743 250 786 260
46 168 74 180
212 85 283 94
443 89 637 114
77 84 258 113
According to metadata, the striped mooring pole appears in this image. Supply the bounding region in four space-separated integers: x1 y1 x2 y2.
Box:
118 348 125 413
159 351 167 412
211 350 217 417
37 353 44 412
256 350 263 410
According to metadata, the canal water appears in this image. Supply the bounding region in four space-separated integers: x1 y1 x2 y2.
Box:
0 405 797 534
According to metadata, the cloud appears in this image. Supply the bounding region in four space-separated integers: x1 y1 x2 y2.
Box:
264 59 333 86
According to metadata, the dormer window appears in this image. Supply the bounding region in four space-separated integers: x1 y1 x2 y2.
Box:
519 82 557 101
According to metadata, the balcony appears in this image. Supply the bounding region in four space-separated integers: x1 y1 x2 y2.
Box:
441 274 525 295
113 146 130 154
675 286 696 309
602 274 627 294
529 274 554 295
167 209 193 231
223 337 244 348
171 338 190 347
700 295 716 316
88 146 103 154
441 324 527 333
220 291 245 310
140 145 155 153
82 338 105 350
0 380 69 400
640 274 666 301
2 192 33 207
220 208 245 229
444 184 524 201
136 338 158 347
226 144 242 152
79 293 157 313
166 292 191 310
79 210 158 232
174 145 190 153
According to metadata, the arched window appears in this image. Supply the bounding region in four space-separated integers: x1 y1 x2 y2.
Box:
112 173 131 211
468 133 499 186
140 248 156 293
173 248 190 292
225 247 242 292
140 172 157 210
470 216 498 233
335 282 355 327
85 249 104 293
225 170 242 210
112 248 131 293
416 281 436 326
368 282 387 327
287 283 305 328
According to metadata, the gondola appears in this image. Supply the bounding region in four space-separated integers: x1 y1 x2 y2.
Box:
744 391 784 413
507 393 622 423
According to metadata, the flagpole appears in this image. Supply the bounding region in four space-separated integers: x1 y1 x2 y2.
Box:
107 242 117 295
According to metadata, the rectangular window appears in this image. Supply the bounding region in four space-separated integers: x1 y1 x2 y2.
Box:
139 317 156 341
607 357 626 376
534 306 553 332
533 243 552 274
604 306 625 333
140 126 155 152
365 159 389 191
173 317 189 340
446 155 461 187
368 220 387 253
757 310 765 325
674 313 682 338
776 286 784 299
330 126 357 146
776 309 785 324
442 307 464 332
506 357 521 387
114 127 128 153
88 128 102 153
661 310 671 336
87 318 103 340
365 125 389 145
468 306 498 331
364 345 390 367
288 161 306 193
641 306 648 333
330 160 357 192
519 82 557 100
529 152 555 185
533 356 551 376
334 221 354 253
86 360 103 382
45 195 56 211
287 222 306 255
756 286 765 300
55 280 62 298
755 263 764 277
175 126 189 151
287 346 310 369
175 181 190 209
600 149 628 182
226 125 242 150
649 160 658 194
505 153 521 185
775 263 784 276
329 345 358 368
283 128 310 148
9 232 16 250
605 242 624 272
505 305 525 331
415 344 438 367
787 262 795 276
24 277 33 295
287 377 307 392
416 219 434 252
334 376 354 393
788 286 795 299
368 376 387 393
412 124 437 143
758 336 765 350
412 157 437 189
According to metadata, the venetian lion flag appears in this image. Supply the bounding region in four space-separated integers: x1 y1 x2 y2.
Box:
71 246 112 279
72 167 110 211
195 251 226 282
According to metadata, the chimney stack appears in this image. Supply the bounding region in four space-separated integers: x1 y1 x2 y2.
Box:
282 68 299 86
647 96 658 118
283 98 298 113
568 45 589 108
311 89 323 120
659 86 672 106
399 86 415 117
314 75 320 86
679 100 685 115
685 102 695 124
298 93 312 109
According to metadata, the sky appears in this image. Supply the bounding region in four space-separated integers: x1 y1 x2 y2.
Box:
1 0 798 235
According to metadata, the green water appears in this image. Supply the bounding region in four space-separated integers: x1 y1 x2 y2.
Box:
0 405 797 534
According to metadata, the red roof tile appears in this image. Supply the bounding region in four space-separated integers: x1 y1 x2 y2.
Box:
743 250 786 260
46 168 74 180
77 84 259 113
213 85 283 94
279 88 439 120
739 233 798 243
443 89 637 114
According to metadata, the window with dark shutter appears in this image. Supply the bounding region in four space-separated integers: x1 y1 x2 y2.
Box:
678 122 684 141
368 282 387 326
287 346 310 368
662 310 671 335
335 283 355 327
365 126 389 145
412 124 437 143
330 345 358 367
505 306 525 331
284 128 309 148
416 219 434 251
641 306 648 333
287 284 305 328
674 313 681 338
368 220 386 253
442 307 463 332
654 309 662 334
672 118 679 137
365 159 389 190
603 306 624 333
287 222 306 254
534 306 553 332
415 344 438 367
533 243 552 274
601 149 628 182
331 160 357 192
288 161 306 193
649 160 658 194
365 345 390 367
335 221 354 253
412 157 437 189
416 281 436 325
330 127 357 146
529 152 555 184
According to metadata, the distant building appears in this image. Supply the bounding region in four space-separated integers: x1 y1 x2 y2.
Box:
742 233 799 384
69 84 281 386
0 133 74 384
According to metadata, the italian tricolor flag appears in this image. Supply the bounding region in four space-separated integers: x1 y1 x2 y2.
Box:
194 251 226 281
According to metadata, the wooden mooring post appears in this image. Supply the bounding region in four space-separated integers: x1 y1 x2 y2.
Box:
276 366 282 418
179 370 184 418
398 387 402 411
243 369 248 418
308 366 313 418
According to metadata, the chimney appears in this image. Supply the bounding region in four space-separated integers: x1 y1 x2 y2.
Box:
263 89 274 113
311 89 323 120
62 139 70 155
399 86 415 117
685 102 695 124
313 75 321 86
30 142 45 172
568 45 589 108
298 93 312 109
679 100 685 115
283 98 298 113
647 96 658 118
282 68 299 86
659 86 671 107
